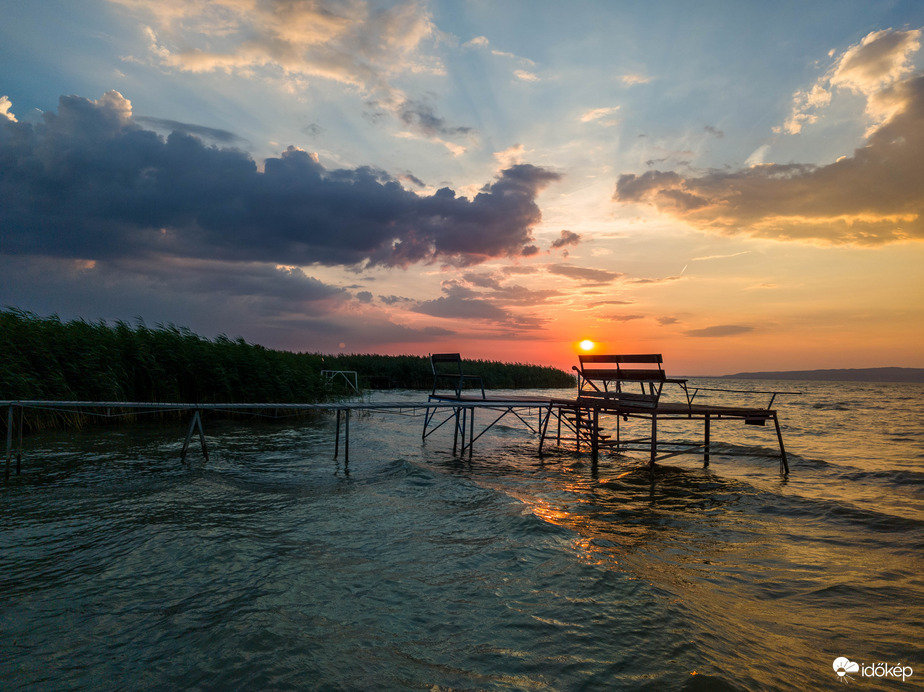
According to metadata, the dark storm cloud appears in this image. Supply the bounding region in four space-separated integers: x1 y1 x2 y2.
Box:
550 230 581 249
0 91 560 269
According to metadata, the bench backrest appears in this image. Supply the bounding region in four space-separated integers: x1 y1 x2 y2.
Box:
430 353 464 376
574 354 665 407
429 353 486 399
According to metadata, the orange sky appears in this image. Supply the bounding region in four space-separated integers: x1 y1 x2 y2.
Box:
1 2 923 375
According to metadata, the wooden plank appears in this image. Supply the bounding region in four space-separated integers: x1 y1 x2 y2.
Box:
580 368 666 381
578 354 663 364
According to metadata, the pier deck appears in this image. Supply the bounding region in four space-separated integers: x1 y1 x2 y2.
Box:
544 396 789 474
3 387 792 479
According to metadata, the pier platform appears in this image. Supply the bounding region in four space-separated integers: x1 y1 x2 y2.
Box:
3 386 793 479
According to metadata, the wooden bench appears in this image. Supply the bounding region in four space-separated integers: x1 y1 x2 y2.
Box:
429 353 486 400
573 354 682 408
557 353 792 473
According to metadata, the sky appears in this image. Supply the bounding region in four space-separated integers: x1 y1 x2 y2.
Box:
1 0 923 375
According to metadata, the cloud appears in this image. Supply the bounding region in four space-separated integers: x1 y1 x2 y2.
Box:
0 91 561 268
550 230 582 250
494 143 525 168
620 73 650 86
460 272 561 305
614 73 924 245
546 264 623 283
462 272 504 289
628 276 681 284
116 0 468 137
0 95 16 122
463 36 490 49
588 300 634 308
398 98 474 138
134 116 249 145
379 294 414 305
744 144 771 167
514 70 540 82
684 325 754 337
691 251 751 261
779 28 921 134
411 281 543 328
610 314 644 322
580 106 620 125
831 29 921 94
117 0 439 90
0 252 349 343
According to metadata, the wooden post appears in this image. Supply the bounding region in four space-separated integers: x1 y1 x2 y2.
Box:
575 407 582 453
4 404 12 481
649 412 657 468
556 406 562 446
590 406 599 466
616 411 621 453
334 409 341 459
704 414 711 467
16 405 23 474
345 408 350 464
773 412 789 474
538 405 552 457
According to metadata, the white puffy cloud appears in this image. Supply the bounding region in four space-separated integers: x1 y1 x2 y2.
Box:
779 28 921 135
615 34 924 247
0 95 16 122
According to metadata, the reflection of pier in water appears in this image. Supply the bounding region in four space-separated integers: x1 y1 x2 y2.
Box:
4 389 792 480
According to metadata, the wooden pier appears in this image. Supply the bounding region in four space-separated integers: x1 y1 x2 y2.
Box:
3 354 796 480
1 398 552 479
541 354 794 474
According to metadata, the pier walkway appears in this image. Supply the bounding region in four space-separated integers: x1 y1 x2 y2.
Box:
4 385 793 479
2 397 552 478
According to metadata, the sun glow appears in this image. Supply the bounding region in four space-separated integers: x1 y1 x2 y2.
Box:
579 340 595 351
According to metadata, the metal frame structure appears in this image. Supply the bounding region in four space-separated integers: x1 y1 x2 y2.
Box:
544 353 797 474
3 379 796 479
2 398 550 479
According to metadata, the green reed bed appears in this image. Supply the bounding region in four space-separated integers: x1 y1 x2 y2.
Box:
1 308 574 432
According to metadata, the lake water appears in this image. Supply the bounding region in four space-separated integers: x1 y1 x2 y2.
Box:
2 380 922 690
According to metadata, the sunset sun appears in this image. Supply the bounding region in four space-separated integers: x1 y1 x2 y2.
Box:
579 340 595 351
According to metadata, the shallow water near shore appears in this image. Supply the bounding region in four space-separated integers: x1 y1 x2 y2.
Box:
2 379 923 690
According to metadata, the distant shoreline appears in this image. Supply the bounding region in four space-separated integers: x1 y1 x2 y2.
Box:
715 367 924 383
